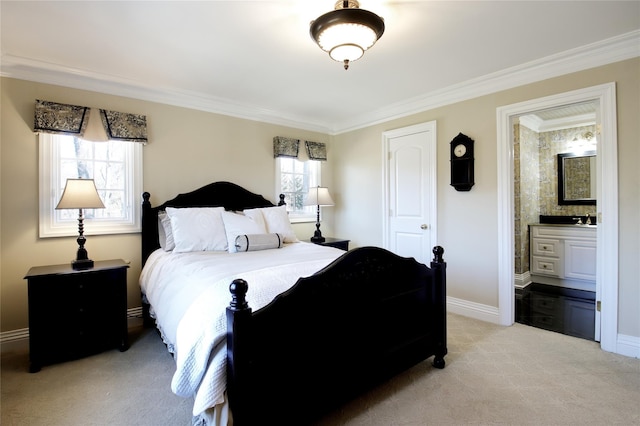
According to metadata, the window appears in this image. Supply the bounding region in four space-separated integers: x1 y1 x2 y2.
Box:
276 157 321 223
39 133 143 237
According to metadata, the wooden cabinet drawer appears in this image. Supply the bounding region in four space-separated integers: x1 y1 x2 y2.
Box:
532 238 560 257
531 256 560 277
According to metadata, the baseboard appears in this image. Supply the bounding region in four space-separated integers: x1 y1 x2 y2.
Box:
616 334 640 358
1 307 145 354
447 296 501 324
514 272 532 289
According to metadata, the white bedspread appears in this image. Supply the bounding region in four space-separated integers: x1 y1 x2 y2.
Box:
139 242 344 421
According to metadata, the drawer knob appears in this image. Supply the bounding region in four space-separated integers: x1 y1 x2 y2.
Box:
542 245 547 250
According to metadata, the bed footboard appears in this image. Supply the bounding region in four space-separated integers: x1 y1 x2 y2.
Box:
226 246 446 425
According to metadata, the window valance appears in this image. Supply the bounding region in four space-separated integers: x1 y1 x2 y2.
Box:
304 141 327 161
34 99 148 144
273 136 326 161
273 136 300 158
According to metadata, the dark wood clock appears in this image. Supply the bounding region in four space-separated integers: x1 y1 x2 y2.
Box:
450 133 474 191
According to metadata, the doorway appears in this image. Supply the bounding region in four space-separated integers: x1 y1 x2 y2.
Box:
496 83 619 353
514 102 598 340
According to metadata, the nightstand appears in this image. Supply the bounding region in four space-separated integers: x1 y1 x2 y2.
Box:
24 259 129 373
312 237 350 251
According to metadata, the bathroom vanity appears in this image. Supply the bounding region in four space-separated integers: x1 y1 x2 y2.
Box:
530 223 596 291
524 223 596 339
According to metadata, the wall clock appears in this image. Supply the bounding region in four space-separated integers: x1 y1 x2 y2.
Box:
450 133 475 191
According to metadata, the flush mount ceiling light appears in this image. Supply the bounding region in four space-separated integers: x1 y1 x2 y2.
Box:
310 0 385 70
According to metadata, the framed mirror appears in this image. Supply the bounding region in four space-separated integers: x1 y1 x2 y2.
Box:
557 150 596 205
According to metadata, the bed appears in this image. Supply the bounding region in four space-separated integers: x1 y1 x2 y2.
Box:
139 181 447 425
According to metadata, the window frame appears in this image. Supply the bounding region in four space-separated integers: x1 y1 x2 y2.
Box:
275 157 321 223
39 133 143 238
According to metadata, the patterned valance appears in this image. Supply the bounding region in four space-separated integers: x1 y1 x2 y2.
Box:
34 100 148 144
273 136 300 158
305 141 327 161
273 136 326 161
33 100 89 136
100 109 147 143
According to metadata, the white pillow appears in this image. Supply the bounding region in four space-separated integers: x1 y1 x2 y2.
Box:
220 211 268 253
158 211 175 251
166 207 227 252
245 205 299 243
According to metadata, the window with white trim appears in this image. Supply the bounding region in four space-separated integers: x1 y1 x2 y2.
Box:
39 133 143 237
276 157 320 223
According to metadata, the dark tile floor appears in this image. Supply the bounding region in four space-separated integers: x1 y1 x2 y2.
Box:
516 283 595 340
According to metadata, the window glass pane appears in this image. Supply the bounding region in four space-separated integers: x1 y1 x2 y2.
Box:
39 133 142 237
276 157 320 222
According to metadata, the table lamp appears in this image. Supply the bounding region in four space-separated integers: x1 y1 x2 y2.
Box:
304 186 334 243
56 178 105 270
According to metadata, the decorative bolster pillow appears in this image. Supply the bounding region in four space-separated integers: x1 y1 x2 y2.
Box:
234 233 283 252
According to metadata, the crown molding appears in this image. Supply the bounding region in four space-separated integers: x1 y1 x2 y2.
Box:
332 30 640 134
2 30 638 135
0 55 332 134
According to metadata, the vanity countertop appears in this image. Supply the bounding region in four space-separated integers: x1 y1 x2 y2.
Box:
531 223 597 227
537 214 596 226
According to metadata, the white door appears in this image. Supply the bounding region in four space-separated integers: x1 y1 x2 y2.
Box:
382 121 437 265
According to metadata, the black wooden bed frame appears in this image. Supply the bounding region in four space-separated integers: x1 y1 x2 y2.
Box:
141 181 447 425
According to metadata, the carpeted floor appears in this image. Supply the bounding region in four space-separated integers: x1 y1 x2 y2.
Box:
1 313 638 425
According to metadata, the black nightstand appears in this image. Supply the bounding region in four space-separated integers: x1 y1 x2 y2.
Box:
24 259 129 372
312 237 350 251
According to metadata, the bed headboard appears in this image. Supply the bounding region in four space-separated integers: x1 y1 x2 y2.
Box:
141 181 285 265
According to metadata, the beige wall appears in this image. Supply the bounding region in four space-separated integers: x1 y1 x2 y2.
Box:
332 58 640 338
2 58 638 340
1 78 332 331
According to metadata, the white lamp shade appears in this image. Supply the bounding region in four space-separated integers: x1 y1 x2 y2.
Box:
318 22 378 59
304 187 335 207
56 178 105 210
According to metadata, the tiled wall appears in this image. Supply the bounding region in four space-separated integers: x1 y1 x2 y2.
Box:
514 124 540 274
514 123 597 275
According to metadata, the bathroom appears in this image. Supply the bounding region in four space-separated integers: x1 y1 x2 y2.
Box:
513 102 598 340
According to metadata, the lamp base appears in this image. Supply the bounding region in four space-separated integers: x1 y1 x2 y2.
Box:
72 258 94 270
310 235 326 243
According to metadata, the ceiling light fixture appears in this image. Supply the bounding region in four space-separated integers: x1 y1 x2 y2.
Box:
310 1 385 70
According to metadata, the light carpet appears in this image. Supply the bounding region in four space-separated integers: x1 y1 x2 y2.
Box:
2 313 638 425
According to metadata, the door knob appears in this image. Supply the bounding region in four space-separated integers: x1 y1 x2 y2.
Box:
420 224 428 230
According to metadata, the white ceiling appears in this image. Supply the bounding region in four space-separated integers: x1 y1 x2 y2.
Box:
1 1 639 134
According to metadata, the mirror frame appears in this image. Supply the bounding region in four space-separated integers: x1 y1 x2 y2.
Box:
557 150 596 205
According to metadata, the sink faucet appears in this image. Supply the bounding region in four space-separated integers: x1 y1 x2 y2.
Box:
586 213 591 225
